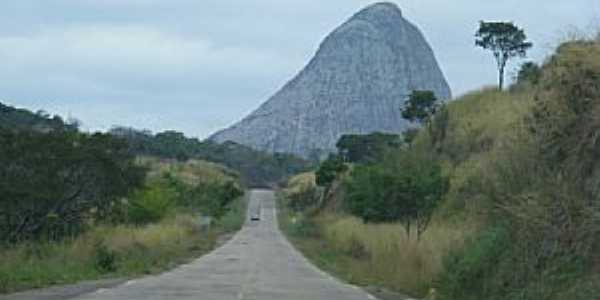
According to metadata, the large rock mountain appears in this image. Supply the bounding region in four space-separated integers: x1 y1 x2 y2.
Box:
210 2 451 158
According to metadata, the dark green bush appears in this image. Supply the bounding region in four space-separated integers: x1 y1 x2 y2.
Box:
0 129 145 243
315 154 347 188
94 242 117 273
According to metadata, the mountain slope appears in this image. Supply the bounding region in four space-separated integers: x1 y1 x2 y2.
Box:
211 2 451 158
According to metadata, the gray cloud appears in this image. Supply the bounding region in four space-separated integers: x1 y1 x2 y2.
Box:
0 0 596 138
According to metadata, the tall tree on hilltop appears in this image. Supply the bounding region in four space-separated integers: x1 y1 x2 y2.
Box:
476 21 532 90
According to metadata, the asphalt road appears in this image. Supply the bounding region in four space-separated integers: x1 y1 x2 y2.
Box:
72 189 377 300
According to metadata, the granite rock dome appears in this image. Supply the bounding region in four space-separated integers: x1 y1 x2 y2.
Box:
210 2 451 158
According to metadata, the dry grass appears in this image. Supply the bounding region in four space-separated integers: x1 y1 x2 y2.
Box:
284 172 316 193
137 156 235 186
318 214 474 295
0 213 216 294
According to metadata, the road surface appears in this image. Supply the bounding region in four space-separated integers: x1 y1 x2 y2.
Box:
74 190 376 300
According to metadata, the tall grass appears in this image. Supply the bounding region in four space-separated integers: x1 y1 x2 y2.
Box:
0 207 250 294
0 214 206 294
320 215 473 295
0 157 246 295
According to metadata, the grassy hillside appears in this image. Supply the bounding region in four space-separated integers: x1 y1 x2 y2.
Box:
0 157 246 294
280 39 600 299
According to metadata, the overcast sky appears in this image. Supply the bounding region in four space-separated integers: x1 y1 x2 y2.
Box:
0 1 597 138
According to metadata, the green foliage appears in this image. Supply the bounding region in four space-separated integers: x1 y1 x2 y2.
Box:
94 242 117 273
0 103 78 132
437 224 510 300
315 155 347 188
475 21 533 90
200 181 243 219
127 183 176 224
401 90 440 125
344 151 447 238
0 129 146 243
431 40 600 300
516 61 542 86
402 128 420 145
128 171 243 223
110 127 313 186
336 132 402 163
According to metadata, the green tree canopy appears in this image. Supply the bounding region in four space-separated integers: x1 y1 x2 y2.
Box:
315 154 347 188
516 61 542 86
475 21 533 90
344 151 447 239
336 132 402 163
401 90 440 125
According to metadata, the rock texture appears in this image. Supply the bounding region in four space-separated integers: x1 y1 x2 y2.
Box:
210 2 451 158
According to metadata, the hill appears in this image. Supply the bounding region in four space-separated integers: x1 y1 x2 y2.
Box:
211 2 450 158
279 39 600 299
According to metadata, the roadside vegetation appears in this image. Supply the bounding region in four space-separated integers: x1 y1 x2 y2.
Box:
280 35 600 299
0 114 246 294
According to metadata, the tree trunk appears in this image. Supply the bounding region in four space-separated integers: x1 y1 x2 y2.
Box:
499 66 505 90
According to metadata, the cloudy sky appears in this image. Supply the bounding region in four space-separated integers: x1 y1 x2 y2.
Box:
0 1 596 138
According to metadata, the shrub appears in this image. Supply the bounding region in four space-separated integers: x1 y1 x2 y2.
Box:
127 183 176 224
437 224 510 299
344 150 447 239
315 154 347 188
94 242 117 273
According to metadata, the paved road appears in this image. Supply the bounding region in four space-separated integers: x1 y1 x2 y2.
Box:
74 190 376 300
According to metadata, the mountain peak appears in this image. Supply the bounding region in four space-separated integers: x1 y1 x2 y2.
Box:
210 2 451 158
354 2 402 20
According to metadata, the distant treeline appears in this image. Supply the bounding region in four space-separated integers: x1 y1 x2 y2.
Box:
109 127 313 187
0 103 78 132
0 102 313 187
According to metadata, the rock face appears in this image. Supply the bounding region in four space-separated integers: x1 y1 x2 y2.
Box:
210 2 451 158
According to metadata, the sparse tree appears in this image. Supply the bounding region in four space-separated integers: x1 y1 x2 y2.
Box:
401 90 440 125
476 21 533 90
344 151 447 240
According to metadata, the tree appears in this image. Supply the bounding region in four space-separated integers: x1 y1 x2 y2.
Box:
315 154 347 188
516 61 542 86
336 133 402 163
475 21 533 90
0 129 146 243
401 90 440 125
344 151 447 240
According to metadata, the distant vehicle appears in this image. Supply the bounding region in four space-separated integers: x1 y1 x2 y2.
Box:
251 214 260 221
